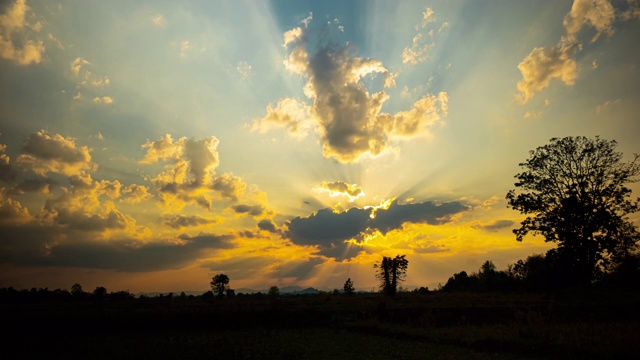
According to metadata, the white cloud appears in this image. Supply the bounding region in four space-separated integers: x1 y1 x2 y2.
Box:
516 0 617 103
254 19 448 163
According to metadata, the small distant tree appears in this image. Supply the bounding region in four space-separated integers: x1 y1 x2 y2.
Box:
92 286 107 300
343 278 355 296
268 285 280 298
210 274 230 299
374 255 409 296
71 283 84 297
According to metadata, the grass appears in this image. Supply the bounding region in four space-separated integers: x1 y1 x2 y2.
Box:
2 291 638 359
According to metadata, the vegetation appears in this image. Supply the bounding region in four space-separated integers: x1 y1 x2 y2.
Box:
374 255 409 296
268 285 280 298
507 136 640 285
210 274 230 299
343 278 355 296
1 136 639 358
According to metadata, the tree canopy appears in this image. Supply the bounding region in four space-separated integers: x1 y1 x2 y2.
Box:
506 136 640 284
210 274 230 298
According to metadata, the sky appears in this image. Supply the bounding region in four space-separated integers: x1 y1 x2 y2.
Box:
1 0 639 293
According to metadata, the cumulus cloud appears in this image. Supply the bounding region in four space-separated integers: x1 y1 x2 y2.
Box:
563 0 615 41
251 97 313 137
315 181 364 202
141 134 247 210
516 37 581 104
516 0 618 103
92 96 114 104
121 184 152 204
0 0 45 66
253 18 448 163
285 200 467 259
16 130 94 177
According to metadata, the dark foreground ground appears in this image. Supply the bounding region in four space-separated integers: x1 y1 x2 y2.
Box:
2 291 639 359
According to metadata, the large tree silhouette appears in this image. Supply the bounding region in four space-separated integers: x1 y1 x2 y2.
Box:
506 136 640 284
374 255 408 296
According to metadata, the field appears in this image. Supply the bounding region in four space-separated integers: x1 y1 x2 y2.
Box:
2 291 639 359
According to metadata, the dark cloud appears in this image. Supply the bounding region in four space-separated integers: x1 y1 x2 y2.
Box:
371 201 467 234
232 204 266 217
162 214 218 229
285 200 467 260
257 219 278 233
0 222 234 271
9 178 55 194
286 207 370 246
472 219 515 232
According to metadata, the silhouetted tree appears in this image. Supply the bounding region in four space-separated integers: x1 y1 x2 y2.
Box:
70 283 84 298
507 136 640 285
374 255 409 296
210 274 230 299
343 278 355 296
268 285 280 298
93 286 107 300
226 289 235 298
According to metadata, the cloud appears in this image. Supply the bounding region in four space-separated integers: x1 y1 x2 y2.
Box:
253 18 448 163
251 97 313 137
0 192 31 225
162 214 219 229
0 143 16 183
516 36 581 104
70 57 90 75
92 96 114 104
516 0 617 103
315 181 364 202
141 134 247 210
121 184 152 204
231 204 268 217
622 0 640 20
16 130 94 177
471 219 515 232
0 230 235 272
236 60 251 79
151 13 166 27
0 0 44 66
285 200 467 259
563 0 615 41
257 219 278 233
402 6 446 65
595 98 621 113
10 178 55 195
